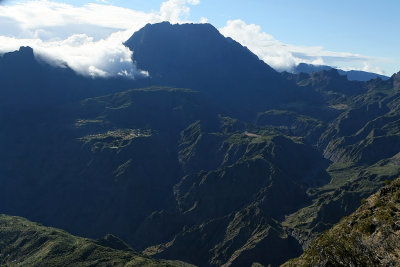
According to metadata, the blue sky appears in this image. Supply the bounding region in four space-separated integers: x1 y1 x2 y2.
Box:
117 0 400 75
1 0 398 76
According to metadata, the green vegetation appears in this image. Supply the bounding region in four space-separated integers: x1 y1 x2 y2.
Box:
0 214 194 267
79 129 151 151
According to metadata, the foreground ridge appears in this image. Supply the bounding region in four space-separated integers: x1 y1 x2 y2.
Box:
282 177 400 267
0 214 194 267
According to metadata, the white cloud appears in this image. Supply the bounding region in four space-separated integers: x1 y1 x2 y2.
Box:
219 19 387 74
0 1 154 39
0 0 200 77
160 0 200 23
199 17 208 23
0 33 148 78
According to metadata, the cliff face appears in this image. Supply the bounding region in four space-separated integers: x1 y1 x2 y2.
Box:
282 178 400 267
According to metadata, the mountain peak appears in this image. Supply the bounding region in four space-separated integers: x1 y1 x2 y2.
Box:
18 46 34 56
134 21 221 37
124 21 252 79
140 21 219 32
125 22 223 58
0 46 38 74
124 22 277 87
124 22 283 113
2 46 35 62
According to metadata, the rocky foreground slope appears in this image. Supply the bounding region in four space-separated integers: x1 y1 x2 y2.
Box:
282 177 400 266
0 214 193 267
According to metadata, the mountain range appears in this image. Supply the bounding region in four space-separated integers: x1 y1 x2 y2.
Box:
1 22 400 267
292 62 390 82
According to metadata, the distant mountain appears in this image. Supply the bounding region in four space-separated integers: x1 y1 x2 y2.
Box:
292 62 333 74
293 62 390 81
0 214 193 267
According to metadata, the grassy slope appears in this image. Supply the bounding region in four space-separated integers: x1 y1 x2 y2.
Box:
0 214 194 267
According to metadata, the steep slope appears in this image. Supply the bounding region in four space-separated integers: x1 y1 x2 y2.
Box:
0 86 215 245
0 214 193 267
132 119 331 267
282 177 400 267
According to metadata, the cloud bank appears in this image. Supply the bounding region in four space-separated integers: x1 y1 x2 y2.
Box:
0 0 200 78
219 19 386 74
